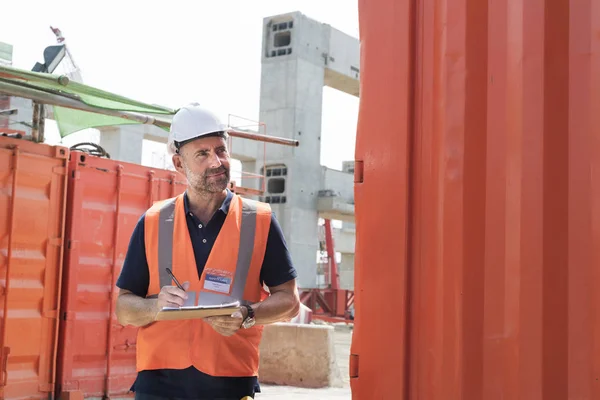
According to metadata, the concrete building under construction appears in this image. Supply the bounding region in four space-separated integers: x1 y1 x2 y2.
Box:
98 12 360 293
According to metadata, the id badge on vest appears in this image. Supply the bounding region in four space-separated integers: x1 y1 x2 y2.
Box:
203 268 234 295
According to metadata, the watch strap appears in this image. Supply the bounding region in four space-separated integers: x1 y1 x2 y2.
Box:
243 304 254 320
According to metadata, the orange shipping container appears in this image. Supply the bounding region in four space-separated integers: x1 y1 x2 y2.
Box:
352 0 600 399
56 151 186 399
0 137 68 399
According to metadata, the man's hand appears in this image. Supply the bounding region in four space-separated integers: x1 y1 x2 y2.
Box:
116 283 188 328
155 281 190 315
203 307 246 337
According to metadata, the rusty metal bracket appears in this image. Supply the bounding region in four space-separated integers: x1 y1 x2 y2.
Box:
0 346 10 387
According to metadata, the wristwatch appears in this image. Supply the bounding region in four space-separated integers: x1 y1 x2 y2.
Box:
241 305 256 329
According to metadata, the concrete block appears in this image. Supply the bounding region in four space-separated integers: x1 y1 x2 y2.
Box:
259 323 343 388
332 322 354 332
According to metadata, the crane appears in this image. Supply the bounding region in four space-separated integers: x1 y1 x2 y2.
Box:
49 26 83 83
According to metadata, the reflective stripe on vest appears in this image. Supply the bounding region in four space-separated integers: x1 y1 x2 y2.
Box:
151 196 260 305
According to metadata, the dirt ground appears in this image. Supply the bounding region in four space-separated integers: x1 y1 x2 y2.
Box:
257 327 353 399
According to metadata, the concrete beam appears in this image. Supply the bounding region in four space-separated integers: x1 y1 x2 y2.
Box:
142 124 169 143
98 125 144 164
323 27 360 97
317 197 355 223
324 68 359 97
229 137 258 162
320 167 354 202
98 124 169 164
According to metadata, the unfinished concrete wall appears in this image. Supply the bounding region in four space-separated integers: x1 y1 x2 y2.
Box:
321 166 354 202
339 253 355 290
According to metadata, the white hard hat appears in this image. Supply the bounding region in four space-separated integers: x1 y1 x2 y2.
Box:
167 103 228 154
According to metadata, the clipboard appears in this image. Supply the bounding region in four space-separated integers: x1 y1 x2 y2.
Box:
154 300 241 321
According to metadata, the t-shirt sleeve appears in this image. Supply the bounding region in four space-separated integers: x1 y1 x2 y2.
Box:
259 212 298 288
116 214 150 298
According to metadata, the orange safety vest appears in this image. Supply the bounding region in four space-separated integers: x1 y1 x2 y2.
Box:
136 192 271 377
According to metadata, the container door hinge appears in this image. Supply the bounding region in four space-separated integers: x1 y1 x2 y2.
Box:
62 311 76 321
71 170 80 180
349 353 359 378
0 347 10 387
354 160 364 183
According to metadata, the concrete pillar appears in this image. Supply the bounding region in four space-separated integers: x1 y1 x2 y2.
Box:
98 125 144 164
259 12 359 288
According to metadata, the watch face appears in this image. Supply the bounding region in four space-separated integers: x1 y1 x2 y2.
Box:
242 318 256 329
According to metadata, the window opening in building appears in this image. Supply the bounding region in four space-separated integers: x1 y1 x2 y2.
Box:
274 31 291 48
268 178 285 194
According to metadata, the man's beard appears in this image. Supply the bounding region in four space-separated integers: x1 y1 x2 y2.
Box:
185 164 230 194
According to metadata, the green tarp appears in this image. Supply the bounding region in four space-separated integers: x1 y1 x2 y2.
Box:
0 64 176 137
52 107 146 137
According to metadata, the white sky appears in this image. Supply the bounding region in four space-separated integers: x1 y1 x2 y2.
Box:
1 0 359 171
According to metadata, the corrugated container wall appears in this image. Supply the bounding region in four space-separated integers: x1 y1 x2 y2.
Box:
56 152 186 399
351 0 600 399
0 138 68 399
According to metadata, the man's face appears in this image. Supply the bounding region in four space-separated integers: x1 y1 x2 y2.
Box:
173 136 231 194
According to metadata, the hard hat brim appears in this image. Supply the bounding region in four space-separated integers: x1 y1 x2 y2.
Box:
173 130 229 153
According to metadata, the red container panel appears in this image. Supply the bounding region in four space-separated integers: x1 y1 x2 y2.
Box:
57 152 186 398
352 0 600 399
0 137 68 399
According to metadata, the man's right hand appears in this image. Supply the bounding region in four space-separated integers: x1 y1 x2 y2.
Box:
156 282 190 313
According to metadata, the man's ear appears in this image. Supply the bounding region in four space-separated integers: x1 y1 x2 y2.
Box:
172 153 185 174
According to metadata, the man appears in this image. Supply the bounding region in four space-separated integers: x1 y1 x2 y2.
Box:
115 103 300 400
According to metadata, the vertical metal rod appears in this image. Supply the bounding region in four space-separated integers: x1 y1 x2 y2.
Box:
261 122 267 194
105 165 123 397
262 136 266 194
49 148 69 392
31 102 40 142
324 219 339 291
0 147 19 391
148 171 156 207
37 104 46 143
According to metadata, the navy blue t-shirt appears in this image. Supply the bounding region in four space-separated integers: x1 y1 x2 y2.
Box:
116 189 297 399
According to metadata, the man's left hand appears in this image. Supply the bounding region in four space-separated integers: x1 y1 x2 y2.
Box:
203 308 246 337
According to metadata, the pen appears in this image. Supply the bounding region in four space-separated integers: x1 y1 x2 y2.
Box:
166 268 185 291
